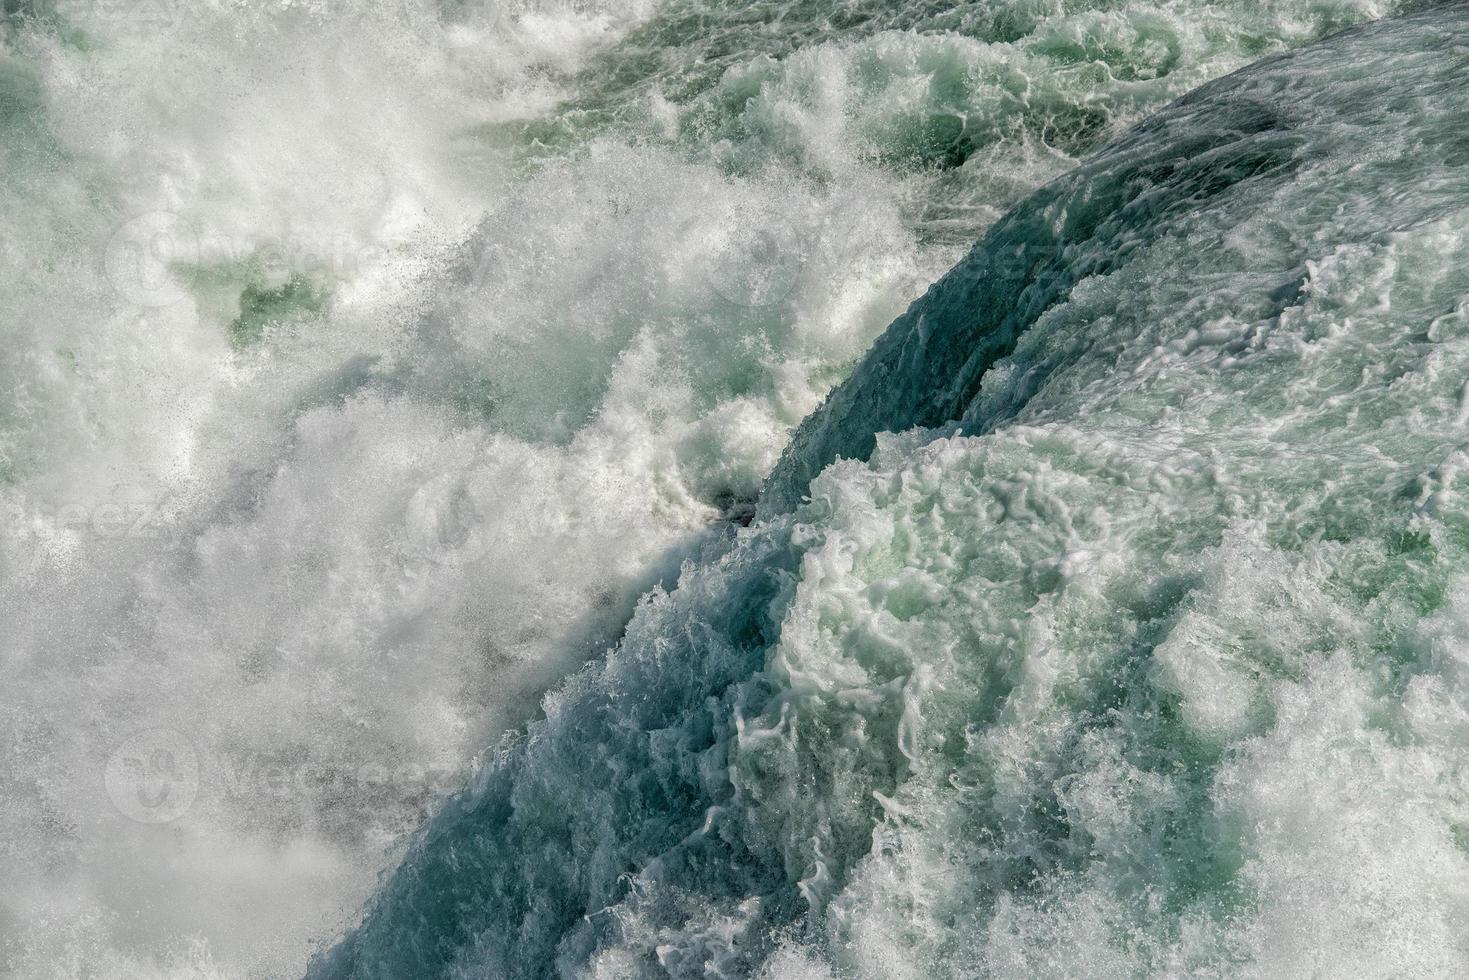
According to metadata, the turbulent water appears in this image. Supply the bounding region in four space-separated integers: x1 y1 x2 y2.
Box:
2 0 1463 978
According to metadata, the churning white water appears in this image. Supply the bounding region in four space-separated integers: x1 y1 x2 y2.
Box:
0 1 1439 977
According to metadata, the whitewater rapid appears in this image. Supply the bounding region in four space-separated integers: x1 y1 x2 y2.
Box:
0 1 1450 978
310 5 1469 977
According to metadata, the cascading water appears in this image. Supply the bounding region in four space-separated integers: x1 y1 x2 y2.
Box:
0 1 1456 978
